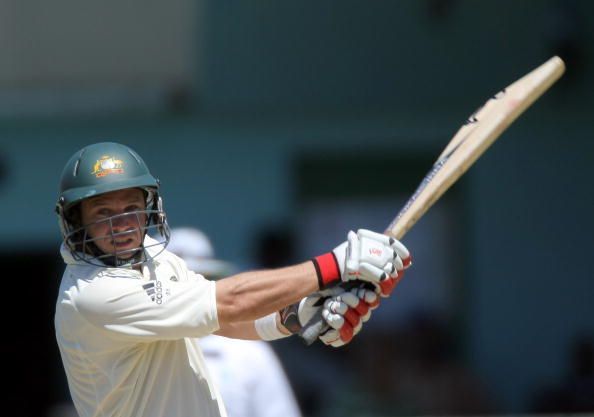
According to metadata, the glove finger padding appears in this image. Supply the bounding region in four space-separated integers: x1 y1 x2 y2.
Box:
318 284 379 347
349 285 379 321
391 238 412 269
320 330 348 348
321 306 354 344
376 270 406 298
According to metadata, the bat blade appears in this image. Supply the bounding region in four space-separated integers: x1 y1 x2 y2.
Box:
385 56 565 240
299 56 565 346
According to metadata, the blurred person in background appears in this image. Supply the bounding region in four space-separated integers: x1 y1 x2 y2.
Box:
54 141 412 417
167 227 303 417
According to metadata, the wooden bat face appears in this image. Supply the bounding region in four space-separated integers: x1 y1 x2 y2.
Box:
385 56 565 240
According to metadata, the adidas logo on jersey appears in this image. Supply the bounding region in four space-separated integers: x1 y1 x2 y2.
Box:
142 281 166 305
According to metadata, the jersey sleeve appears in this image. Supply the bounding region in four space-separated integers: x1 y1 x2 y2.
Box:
74 272 219 341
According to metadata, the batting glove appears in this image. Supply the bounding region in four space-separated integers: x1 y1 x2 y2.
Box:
280 284 379 347
312 229 411 296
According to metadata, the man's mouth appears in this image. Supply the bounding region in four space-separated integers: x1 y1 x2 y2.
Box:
112 237 136 249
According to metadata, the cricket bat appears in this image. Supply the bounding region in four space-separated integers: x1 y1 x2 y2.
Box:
299 56 565 345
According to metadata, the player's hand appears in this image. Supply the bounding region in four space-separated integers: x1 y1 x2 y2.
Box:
313 229 411 294
279 284 379 347
319 283 380 347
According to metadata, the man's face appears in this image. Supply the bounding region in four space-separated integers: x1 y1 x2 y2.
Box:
80 188 147 259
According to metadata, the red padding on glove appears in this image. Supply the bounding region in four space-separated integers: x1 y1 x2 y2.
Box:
379 271 405 297
312 253 341 288
368 298 381 309
352 300 370 317
339 322 354 343
343 308 361 328
403 255 412 268
379 277 396 296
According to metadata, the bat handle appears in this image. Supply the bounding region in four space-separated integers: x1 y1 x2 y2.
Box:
298 309 328 346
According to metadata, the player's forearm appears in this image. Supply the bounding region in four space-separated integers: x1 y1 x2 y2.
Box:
214 321 260 339
215 261 319 325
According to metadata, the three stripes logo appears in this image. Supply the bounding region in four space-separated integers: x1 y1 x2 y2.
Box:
142 281 165 304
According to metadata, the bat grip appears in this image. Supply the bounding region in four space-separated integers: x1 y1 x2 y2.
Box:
298 309 328 346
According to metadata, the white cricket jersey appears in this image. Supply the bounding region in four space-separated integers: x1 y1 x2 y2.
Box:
199 335 302 417
55 237 228 417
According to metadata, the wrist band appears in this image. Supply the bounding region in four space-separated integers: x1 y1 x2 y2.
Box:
312 252 340 288
255 313 290 341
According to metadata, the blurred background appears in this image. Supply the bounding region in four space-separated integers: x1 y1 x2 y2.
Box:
1 0 593 416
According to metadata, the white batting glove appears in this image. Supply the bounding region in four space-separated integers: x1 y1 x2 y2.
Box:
279 285 379 347
312 229 411 294
319 284 380 347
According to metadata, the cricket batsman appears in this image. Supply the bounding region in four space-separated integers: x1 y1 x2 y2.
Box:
54 142 411 417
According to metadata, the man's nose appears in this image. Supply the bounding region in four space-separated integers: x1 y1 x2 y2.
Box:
111 213 139 230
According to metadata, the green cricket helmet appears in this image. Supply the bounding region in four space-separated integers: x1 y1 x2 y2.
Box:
56 142 170 267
